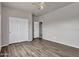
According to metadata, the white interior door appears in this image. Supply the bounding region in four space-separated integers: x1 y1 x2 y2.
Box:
9 17 28 44
34 22 39 38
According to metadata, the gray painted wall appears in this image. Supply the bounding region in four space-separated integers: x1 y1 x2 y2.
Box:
28 14 33 41
39 3 79 48
0 3 1 51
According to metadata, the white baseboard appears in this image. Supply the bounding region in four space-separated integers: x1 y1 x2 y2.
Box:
28 40 32 41
0 46 1 52
1 44 9 47
43 38 79 49
0 44 9 52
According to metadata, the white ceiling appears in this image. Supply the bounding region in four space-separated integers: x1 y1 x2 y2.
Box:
2 2 73 16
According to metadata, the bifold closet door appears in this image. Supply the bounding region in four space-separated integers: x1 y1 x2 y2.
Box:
9 17 28 44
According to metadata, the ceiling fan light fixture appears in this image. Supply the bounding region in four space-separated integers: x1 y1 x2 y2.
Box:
40 5 44 10
32 2 46 10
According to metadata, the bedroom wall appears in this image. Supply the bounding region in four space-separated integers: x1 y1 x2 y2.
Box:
38 3 79 48
0 3 1 51
1 6 33 46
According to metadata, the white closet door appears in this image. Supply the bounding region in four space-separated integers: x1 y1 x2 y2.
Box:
9 17 28 44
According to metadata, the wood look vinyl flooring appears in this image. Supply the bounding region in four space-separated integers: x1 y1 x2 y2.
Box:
0 39 79 57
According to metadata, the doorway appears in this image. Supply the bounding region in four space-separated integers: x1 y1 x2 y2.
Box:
34 21 42 39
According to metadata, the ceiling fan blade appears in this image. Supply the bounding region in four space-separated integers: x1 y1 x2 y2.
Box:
32 3 40 7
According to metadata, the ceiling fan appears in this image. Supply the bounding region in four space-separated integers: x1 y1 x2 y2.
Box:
32 2 46 10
